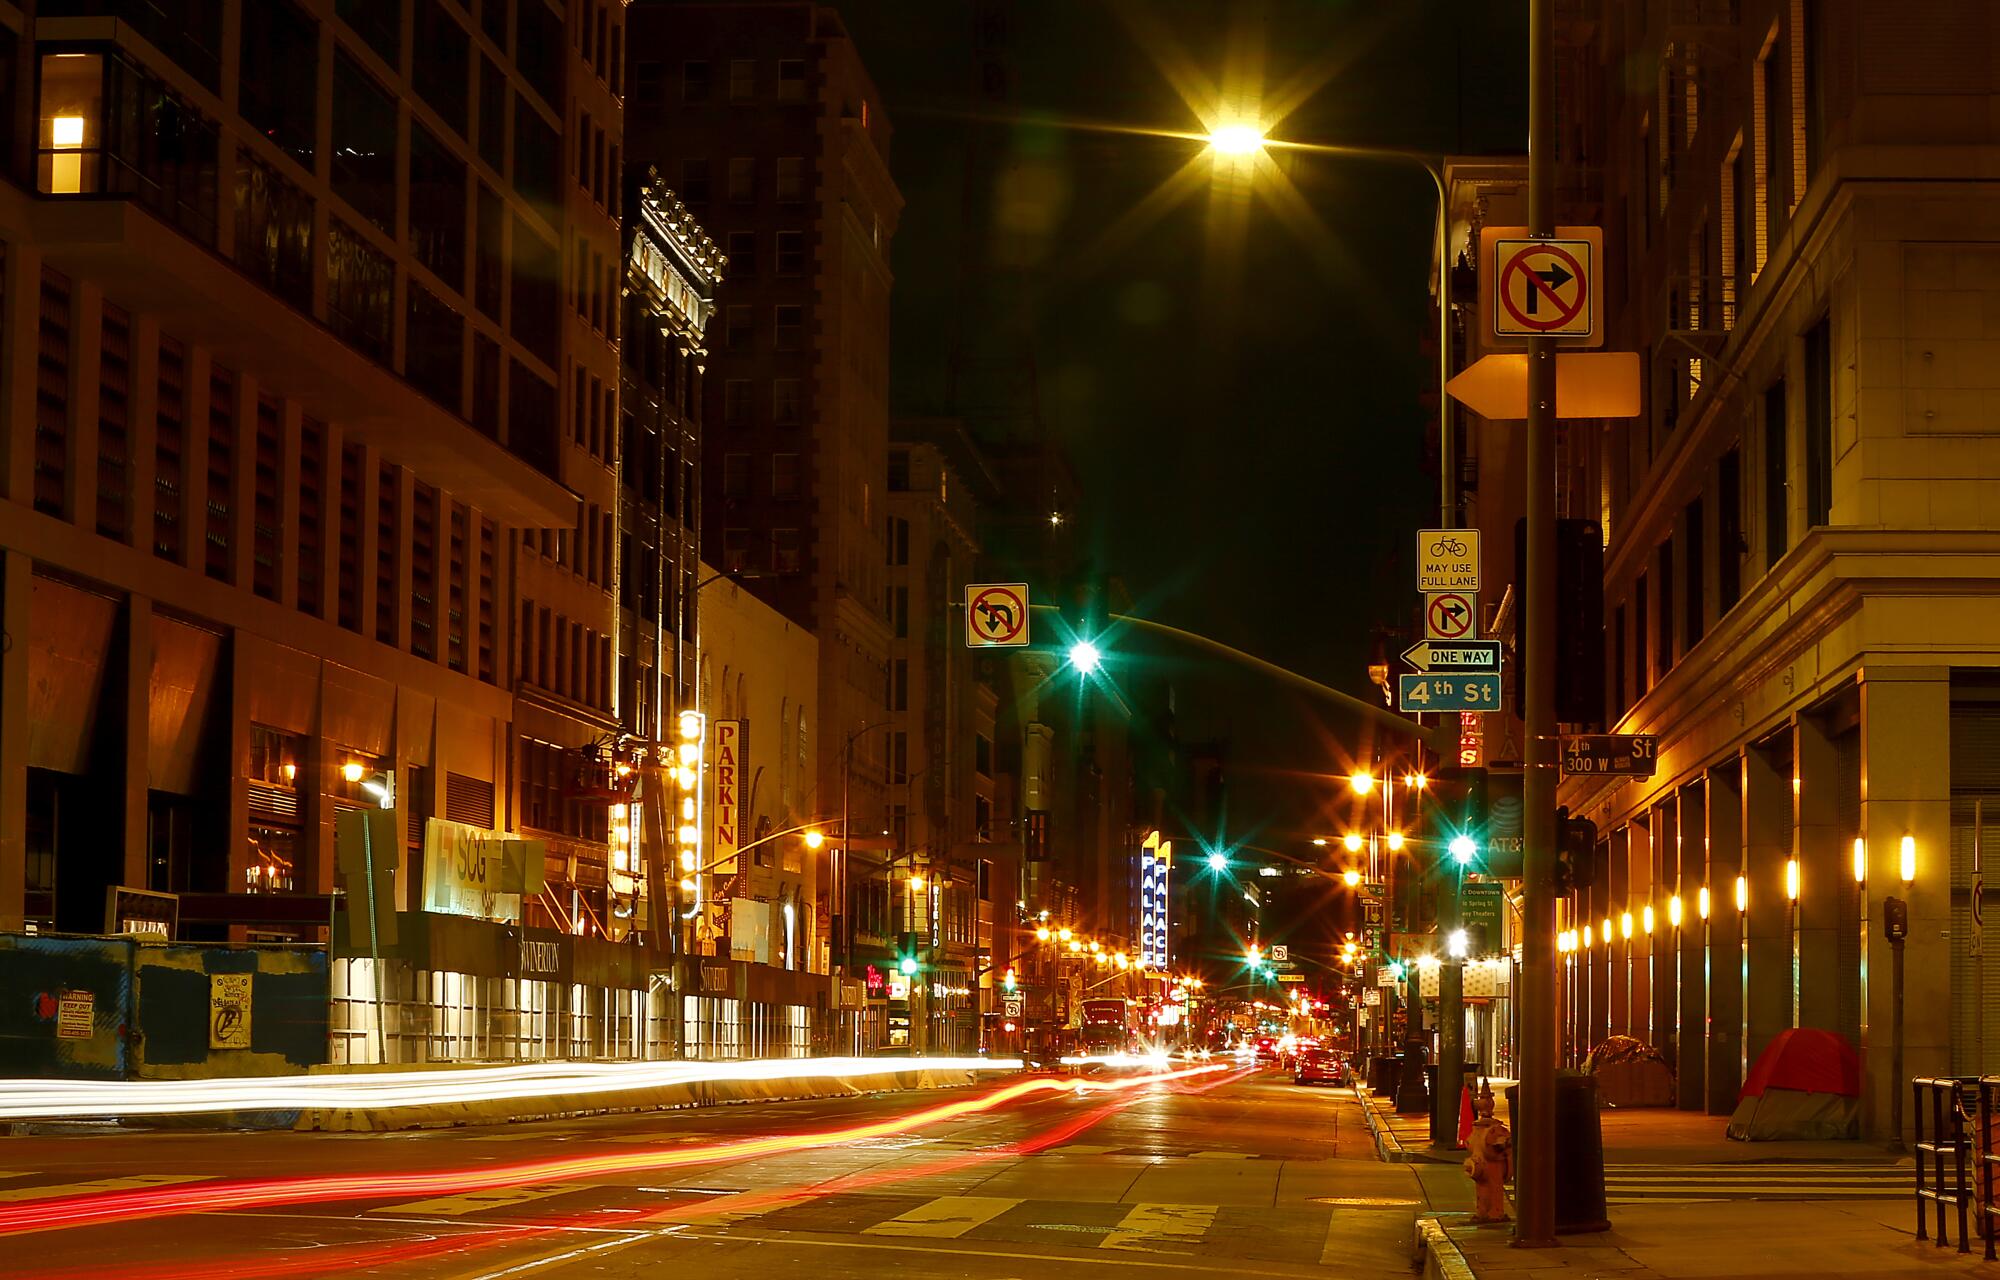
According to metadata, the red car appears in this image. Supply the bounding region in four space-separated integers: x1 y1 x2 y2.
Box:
1293 1046 1347 1086
1253 1036 1280 1065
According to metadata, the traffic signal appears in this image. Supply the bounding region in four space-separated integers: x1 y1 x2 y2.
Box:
1556 807 1598 896
1002 967 1018 993
1513 516 1606 726
897 931 923 977
1433 766 1526 878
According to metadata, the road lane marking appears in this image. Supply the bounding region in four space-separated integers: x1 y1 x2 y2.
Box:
1101 1202 1216 1251
862 1195 1023 1238
0 1174 208 1202
675 1229 1305 1276
370 1183 592 1216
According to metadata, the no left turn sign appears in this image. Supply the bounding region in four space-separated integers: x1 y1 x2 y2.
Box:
1426 592 1475 641
965 583 1031 648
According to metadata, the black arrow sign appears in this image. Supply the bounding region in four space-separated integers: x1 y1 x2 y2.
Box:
1524 261 1574 315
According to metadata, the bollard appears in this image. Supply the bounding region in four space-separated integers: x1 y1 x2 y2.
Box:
1914 1077 1974 1253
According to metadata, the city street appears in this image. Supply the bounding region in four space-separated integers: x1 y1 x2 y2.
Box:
0 1070 1453 1279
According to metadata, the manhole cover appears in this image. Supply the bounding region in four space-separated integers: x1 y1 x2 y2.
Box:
1310 1196 1421 1207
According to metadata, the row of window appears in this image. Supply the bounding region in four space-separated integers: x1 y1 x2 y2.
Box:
634 58 808 107
720 453 804 501
719 528 805 576
27 257 500 681
720 378 804 428
529 503 615 590
721 305 807 354
680 156 809 207
517 601 614 716
724 230 808 278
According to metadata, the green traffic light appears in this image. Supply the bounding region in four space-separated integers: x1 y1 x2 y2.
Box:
899 956 918 976
1449 834 1477 865
1206 851 1229 872
1068 640 1102 674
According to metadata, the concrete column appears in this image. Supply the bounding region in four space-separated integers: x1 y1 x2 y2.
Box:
1744 740 1794 1066
1707 760 1746 1113
1796 713 1843 1031
1653 801 1679 1058
1678 782 1709 1110
1609 824 1631 1037
1629 820 1653 1041
1859 667 1950 1144
0 547 29 929
119 597 152 889
0 244 44 502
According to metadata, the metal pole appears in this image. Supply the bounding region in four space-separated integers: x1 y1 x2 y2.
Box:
1516 0 1560 1247
841 737 852 979
1436 864 1464 1149
1891 934 1907 1153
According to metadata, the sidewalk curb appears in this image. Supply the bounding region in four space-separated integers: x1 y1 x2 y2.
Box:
1352 1083 1405 1163
1414 1215 1477 1280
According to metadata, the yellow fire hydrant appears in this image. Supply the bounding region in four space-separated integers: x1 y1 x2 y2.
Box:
1462 1081 1511 1224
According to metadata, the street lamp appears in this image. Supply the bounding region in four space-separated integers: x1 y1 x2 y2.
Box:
1342 869 1362 888
1206 122 1265 157
1349 770 1375 797
1068 641 1103 675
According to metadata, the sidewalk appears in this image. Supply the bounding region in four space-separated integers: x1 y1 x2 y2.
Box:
1355 1085 1978 1279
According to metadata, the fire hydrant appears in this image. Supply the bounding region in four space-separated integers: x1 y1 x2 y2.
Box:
1461 1082 1511 1223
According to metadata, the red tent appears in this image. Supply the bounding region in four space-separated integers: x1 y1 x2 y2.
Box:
1739 1028 1861 1101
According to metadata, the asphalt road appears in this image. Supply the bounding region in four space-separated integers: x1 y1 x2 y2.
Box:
0 1066 1464 1280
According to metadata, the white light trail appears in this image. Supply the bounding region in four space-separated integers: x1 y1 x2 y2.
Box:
0 1055 1025 1121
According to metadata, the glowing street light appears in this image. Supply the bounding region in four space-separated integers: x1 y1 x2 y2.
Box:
1386 831 1405 852
1348 771 1375 796
1342 869 1362 888
1901 834 1918 884
802 829 826 851
1068 641 1102 674
1342 832 1364 853
1208 123 1266 156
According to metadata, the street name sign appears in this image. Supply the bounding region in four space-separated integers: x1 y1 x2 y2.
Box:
1479 226 1604 348
965 583 1030 648
1559 733 1659 778
1401 640 1501 673
1277 973 1305 984
1417 529 1481 592
1398 673 1502 713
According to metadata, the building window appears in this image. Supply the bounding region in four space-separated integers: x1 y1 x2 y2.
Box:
726 156 754 203
339 0 402 64
975 734 992 777
724 378 751 426
773 378 802 426
892 585 908 638
1610 606 1625 716
478 55 507 173
725 305 751 352
1718 446 1743 611
682 59 710 102
778 58 805 103
773 527 802 574
1763 378 1788 567
414 0 470 136
1803 314 1832 527
680 157 709 204
887 449 910 491
772 453 801 500
775 230 805 275
886 515 908 565
376 463 401 645
891 658 908 711
411 483 438 660
1656 541 1674 674
722 452 749 497
775 156 804 202
239 0 319 166
1757 25 1785 262
332 49 397 233
327 217 394 363
1634 574 1649 693
1684 498 1705 652
252 394 282 600
204 362 236 583
722 527 751 573
774 304 803 351
633 60 663 105
728 58 754 101
406 282 465 412
337 441 363 631
298 417 327 617
726 229 756 275
409 122 468 291
235 152 315 310
154 336 186 561
96 302 131 543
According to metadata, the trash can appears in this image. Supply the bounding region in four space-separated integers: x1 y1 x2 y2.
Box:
1370 1056 1401 1095
1506 1074 1610 1234
1394 1045 1431 1115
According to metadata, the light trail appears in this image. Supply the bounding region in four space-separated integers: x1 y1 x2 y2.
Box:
0 1064 1231 1238
0 1054 1025 1121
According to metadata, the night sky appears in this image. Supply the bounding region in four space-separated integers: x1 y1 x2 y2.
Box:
839 1 1528 848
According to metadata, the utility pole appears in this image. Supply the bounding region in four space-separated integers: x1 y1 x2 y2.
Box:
1517 0 1560 1248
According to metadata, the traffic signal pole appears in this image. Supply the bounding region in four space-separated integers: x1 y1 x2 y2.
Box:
1516 0 1560 1248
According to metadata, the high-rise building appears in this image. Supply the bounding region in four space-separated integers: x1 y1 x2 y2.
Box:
624 1 902 979
1456 0 2000 1140
0 0 604 943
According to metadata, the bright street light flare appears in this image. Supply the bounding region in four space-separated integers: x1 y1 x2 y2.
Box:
1068 640 1102 674
1207 123 1265 156
1206 851 1229 872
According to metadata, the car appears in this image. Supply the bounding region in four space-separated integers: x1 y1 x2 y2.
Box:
1253 1036 1280 1065
1293 1047 1347 1086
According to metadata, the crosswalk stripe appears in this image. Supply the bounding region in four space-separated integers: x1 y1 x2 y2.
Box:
1101 1203 1217 1251
368 1183 591 1217
0 1174 208 1203
862 1195 1023 1239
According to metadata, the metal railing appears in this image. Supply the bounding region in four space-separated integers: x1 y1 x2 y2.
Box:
1977 1077 2000 1259
1914 1076 1975 1253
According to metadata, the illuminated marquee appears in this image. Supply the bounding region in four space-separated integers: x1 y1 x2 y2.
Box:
1139 831 1172 970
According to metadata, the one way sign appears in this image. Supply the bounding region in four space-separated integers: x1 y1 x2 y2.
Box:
1401 640 1501 673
